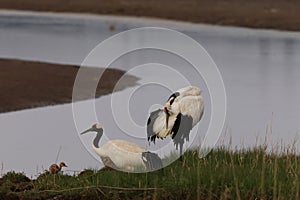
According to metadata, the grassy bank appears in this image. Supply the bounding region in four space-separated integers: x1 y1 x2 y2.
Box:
1 147 299 199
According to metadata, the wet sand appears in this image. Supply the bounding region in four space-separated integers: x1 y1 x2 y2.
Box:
0 59 139 113
0 0 299 31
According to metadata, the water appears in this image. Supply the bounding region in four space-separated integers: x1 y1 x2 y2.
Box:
0 10 300 177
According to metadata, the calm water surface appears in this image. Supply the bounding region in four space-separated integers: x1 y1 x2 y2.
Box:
0 11 300 177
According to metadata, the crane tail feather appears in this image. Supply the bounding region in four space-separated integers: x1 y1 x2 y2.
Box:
142 152 163 171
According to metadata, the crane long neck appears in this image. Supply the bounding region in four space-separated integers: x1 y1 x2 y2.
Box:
93 129 103 148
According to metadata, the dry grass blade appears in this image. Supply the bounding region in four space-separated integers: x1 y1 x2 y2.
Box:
36 185 161 193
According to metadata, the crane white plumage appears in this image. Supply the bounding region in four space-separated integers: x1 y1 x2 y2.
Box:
81 123 163 172
147 86 204 155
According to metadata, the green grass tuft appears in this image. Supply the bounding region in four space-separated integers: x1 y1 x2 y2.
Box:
1 147 300 199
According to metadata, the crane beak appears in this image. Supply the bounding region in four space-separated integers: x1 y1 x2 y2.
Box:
164 107 170 129
80 127 94 135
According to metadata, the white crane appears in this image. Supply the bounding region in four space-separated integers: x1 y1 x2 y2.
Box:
80 123 163 172
147 86 204 156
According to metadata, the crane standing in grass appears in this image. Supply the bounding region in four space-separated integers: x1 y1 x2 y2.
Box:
147 86 204 156
81 123 163 172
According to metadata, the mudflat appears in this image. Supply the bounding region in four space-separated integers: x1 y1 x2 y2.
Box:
0 0 299 31
0 59 138 113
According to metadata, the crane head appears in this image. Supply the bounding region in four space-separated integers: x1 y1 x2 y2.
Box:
80 123 103 135
59 162 68 168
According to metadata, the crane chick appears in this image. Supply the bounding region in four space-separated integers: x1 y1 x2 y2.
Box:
49 162 68 174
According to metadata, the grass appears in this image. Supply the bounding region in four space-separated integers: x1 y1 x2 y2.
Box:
0 146 300 199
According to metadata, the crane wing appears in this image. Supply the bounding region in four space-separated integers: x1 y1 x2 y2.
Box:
171 113 193 156
147 109 164 144
147 109 177 144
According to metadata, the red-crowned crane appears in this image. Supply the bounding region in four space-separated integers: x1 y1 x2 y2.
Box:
147 86 204 156
81 123 162 172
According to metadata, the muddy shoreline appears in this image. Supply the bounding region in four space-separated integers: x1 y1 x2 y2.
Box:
0 59 139 113
0 0 299 31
